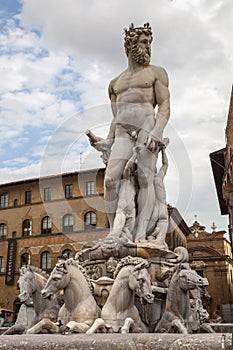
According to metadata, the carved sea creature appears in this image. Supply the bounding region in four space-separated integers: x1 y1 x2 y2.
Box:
86 256 154 333
27 259 100 334
155 264 208 334
4 266 62 335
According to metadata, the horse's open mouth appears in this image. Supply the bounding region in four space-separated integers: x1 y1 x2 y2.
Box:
41 291 52 300
19 294 30 303
146 296 154 303
142 293 154 304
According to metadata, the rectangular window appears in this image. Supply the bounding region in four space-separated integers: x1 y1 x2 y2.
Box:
23 220 32 237
86 181 95 196
41 252 51 270
65 184 73 198
0 257 4 273
44 187 51 202
0 224 6 239
25 191 32 204
0 193 9 208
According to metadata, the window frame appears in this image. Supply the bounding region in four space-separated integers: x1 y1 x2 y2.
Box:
63 214 74 233
25 191 32 205
0 256 4 273
86 181 95 196
40 251 51 270
0 193 9 209
41 216 52 235
22 219 32 237
0 223 6 239
84 211 96 230
20 253 30 267
62 249 72 259
43 187 51 202
65 184 73 199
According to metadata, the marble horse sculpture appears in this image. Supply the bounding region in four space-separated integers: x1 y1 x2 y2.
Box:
189 287 214 333
2 302 35 335
155 264 208 334
86 256 154 334
27 259 100 334
4 266 62 335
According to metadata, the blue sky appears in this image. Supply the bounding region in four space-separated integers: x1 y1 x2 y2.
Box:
0 0 21 20
0 0 233 232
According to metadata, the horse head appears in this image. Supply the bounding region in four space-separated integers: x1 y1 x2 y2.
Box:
18 266 37 302
41 260 69 299
178 268 208 291
128 262 154 303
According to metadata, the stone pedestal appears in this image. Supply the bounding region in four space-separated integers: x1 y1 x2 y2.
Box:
0 333 231 349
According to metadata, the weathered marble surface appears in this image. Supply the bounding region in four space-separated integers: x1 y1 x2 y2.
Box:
87 23 170 247
0 333 231 350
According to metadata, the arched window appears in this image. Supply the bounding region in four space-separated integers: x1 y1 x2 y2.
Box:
62 249 72 259
0 193 8 208
22 219 32 237
0 256 4 273
0 223 6 239
20 253 30 267
41 251 51 270
63 214 74 233
84 211 96 230
41 216 52 235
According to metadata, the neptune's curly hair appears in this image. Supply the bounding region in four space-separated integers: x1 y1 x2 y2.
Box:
124 22 153 56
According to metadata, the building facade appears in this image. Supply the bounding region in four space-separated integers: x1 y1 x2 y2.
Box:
210 85 233 248
223 86 233 247
187 220 233 321
0 168 109 316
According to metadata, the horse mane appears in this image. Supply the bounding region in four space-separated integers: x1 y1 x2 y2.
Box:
174 247 189 263
57 258 93 293
20 265 49 280
173 262 191 273
113 256 149 279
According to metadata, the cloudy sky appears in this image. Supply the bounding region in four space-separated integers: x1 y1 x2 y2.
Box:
0 0 232 232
